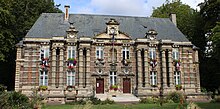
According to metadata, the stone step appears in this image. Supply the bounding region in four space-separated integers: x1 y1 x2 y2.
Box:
96 93 140 102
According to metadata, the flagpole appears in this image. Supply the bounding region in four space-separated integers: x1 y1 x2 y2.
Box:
111 28 115 63
112 34 114 63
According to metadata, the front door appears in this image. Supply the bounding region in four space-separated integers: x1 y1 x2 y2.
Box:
123 78 131 93
96 78 104 94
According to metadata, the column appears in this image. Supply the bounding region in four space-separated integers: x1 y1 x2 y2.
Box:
144 50 149 87
168 50 174 87
86 48 91 86
161 50 167 88
59 48 64 87
78 48 84 87
137 49 142 88
51 48 56 87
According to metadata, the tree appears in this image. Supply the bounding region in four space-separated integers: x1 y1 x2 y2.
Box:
151 0 206 52
199 0 220 92
0 0 62 90
200 0 220 32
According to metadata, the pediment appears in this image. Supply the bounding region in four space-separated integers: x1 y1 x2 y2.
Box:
94 31 131 40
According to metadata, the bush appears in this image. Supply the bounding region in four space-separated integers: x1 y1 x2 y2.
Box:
0 91 31 109
89 96 101 105
211 96 220 103
167 92 185 103
139 96 159 104
101 98 115 105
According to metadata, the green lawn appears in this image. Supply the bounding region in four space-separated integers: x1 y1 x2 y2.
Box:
44 103 220 109
44 103 181 109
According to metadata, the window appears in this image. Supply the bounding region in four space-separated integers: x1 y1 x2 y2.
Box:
172 48 179 60
174 71 181 85
40 47 50 59
39 71 48 86
96 46 104 59
67 71 75 86
149 48 156 59
68 46 76 59
109 72 117 85
150 72 157 85
122 47 130 60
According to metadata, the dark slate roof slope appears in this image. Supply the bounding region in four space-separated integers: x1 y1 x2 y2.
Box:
26 13 189 42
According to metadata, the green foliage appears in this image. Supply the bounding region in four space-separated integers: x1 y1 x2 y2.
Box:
166 92 185 103
30 88 44 108
152 0 206 52
0 0 62 91
200 0 220 32
0 91 31 109
186 102 201 109
39 85 48 91
67 96 115 105
101 98 115 105
211 96 220 103
89 96 101 105
211 22 220 62
139 96 160 104
175 85 182 90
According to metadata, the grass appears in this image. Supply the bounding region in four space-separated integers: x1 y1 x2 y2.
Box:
43 102 220 109
44 103 180 109
197 102 220 109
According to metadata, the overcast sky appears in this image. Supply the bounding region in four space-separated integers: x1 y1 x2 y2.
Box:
54 0 204 17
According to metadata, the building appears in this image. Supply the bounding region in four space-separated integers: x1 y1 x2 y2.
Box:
15 6 201 102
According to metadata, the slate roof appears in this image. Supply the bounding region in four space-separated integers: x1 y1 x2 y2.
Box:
26 13 189 42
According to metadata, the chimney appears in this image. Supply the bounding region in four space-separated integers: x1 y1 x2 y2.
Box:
64 5 70 21
170 13 177 26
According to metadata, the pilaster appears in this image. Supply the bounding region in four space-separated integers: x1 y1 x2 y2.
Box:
59 48 64 87
168 50 174 87
137 49 142 88
86 48 91 86
78 48 84 87
51 48 56 87
161 50 167 88
144 50 149 87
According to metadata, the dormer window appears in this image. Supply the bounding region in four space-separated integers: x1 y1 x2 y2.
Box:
146 29 158 40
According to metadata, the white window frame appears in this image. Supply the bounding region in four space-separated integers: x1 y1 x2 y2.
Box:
96 46 104 59
149 48 156 59
39 71 48 86
109 72 117 85
68 46 76 59
174 71 181 85
67 71 75 86
122 47 130 60
40 47 50 59
150 71 157 85
172 48 179 60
